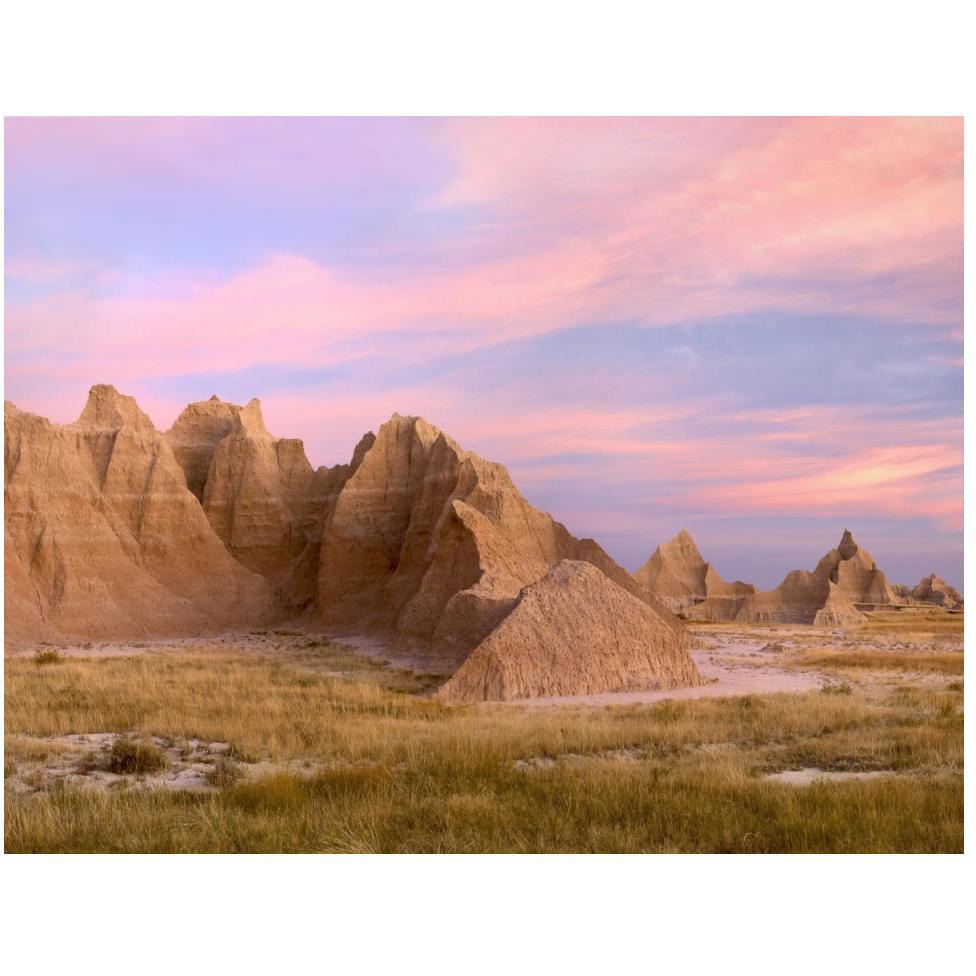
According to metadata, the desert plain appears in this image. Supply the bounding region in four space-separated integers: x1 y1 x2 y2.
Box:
5 609 962 853
3 387 964 853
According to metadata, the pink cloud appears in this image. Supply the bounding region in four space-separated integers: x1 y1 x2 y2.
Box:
6 118 962 406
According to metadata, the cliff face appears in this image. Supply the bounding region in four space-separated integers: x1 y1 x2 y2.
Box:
6 388 699 702
165 396 372 613
4 388 274 642
317 414 684 670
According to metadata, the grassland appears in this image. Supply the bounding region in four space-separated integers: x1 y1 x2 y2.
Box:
4 630 963 854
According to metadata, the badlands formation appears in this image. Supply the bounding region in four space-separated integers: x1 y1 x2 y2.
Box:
633 529 756 620
635 528 961 624
910 574 963 610
4 386 697 702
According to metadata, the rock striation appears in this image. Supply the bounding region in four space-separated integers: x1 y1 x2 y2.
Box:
4 388 274 642
633 529 755 620
811 529 897 605
438 560 702 703
734 570 865 626
732 529 895 625
317 413 686 673
165 396 372 612
910 573 962 610
6 388 699 701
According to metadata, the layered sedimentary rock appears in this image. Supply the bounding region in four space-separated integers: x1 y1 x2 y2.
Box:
732 530 892 625
910 574 963 609
735 570 865 626
165 396 372 611
438 560 702 703
317 413 688 676
4 388 273 642
812 529 896 605
633 529 755 620
673 529 901 626
7 391 699 701
891 583 913 602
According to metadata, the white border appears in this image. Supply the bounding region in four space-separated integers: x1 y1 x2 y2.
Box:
1 2 972 974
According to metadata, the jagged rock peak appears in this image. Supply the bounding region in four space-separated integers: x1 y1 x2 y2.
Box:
813 528 893 604
77 384 155 431
838 528 859 560
317 410 689 682
234 398 270 437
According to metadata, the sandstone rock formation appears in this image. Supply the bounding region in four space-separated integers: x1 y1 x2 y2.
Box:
910 573 963 610
165 396 372 612
735 570 865 626
812 529 897 605
4 388 274 643
669 529 905 626
317 413 685 672
6 389 700 702
633 529 755 620
890 583 913 602
732 529 897 625
438 560 702 703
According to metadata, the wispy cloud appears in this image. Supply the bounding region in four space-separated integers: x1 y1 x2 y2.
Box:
3 117 963 586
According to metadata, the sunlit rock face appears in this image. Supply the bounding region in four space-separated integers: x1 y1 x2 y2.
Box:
438 560 702 703
633 529 756 622
5 387 702 701
317 413 687 674
4 387 274 642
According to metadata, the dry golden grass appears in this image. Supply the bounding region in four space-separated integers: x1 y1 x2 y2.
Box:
793 648 964 675
4 642 964 853
858 610 963 636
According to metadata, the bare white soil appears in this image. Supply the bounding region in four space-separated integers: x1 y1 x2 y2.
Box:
5 732 384 798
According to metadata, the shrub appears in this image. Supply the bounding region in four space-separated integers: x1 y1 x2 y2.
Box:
107 736 167 775
208 756 244 788
33 649 62 666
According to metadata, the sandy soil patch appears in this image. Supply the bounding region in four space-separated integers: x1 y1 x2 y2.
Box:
4 732 381 797
763 768 898 786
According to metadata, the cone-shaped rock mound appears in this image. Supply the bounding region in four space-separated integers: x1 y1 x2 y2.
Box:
438 560 702 703
633 529 755 619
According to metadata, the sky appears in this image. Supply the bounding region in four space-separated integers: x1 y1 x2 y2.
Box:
3 117 963 588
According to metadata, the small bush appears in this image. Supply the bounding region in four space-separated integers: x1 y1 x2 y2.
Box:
208 756 244 788
107 737 167 775
33 649 62 666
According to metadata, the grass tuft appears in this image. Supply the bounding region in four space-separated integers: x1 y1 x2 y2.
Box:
107 736 168 775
